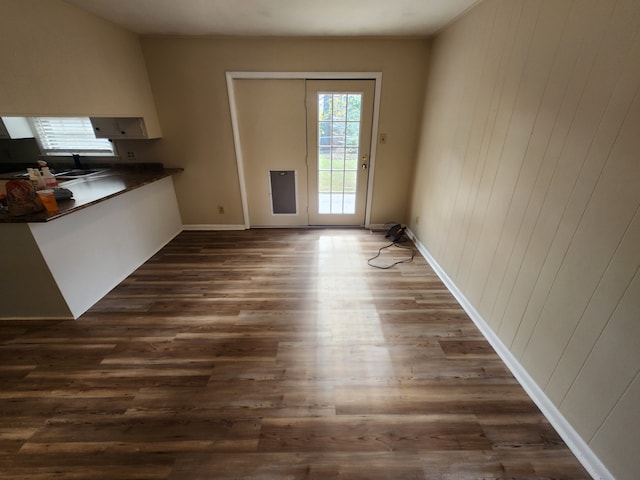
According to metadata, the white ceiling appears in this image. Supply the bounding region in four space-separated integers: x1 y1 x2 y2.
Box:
64 0 480 37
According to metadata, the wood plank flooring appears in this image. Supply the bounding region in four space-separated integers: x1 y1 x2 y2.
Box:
0 229 591 479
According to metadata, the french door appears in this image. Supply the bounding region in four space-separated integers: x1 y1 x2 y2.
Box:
306 80 375 226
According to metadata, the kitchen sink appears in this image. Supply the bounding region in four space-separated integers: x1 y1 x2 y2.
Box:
9 168 109 182
54 168 107 179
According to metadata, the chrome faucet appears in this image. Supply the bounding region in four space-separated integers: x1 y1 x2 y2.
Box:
72 154 83 170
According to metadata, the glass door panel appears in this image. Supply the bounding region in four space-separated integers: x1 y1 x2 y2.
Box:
306 80 375 226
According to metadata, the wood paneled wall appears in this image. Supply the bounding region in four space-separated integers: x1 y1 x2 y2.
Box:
409 0 640 478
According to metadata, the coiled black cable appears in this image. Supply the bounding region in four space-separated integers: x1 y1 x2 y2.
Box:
367 241 416 269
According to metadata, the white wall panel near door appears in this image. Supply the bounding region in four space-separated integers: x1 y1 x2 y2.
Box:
234 79 308 227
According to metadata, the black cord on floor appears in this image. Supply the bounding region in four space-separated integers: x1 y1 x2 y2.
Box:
367 241 416 269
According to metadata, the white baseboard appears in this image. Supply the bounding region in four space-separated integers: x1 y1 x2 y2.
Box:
183 224 397 232
406 229 613 480
182 224 247 231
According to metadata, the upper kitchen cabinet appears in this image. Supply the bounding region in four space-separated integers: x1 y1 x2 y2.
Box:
90 117 159 139
0 117 34 139
0 0 162 138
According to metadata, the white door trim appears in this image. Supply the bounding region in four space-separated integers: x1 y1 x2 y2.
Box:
226 71 383 229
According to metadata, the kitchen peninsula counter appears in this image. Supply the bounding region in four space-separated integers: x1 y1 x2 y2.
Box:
1 167 183 222
1 168 183 320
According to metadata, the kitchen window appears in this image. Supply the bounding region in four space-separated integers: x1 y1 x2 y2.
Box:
30 117 115 156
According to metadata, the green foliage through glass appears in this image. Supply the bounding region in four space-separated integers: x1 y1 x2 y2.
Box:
316 91 363 215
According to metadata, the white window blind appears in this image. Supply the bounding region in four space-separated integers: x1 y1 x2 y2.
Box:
30 117 114 156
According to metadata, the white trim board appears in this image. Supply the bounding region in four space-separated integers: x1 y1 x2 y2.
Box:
406 228 614 480
225 71 383 230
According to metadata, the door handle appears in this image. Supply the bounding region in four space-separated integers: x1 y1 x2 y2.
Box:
361 154 369 170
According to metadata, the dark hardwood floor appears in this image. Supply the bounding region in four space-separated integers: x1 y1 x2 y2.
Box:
0 229 591 479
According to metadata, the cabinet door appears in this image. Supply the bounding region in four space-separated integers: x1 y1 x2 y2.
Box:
0 117 34 139
90 117 148 139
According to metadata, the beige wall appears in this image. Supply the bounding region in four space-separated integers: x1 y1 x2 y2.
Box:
0 0 161 136
409 0 640 478
0 3 429 226
0 224 71 318
138 37 429 226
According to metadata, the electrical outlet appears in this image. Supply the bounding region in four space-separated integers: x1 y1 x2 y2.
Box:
127 151 135 159
379 133 387 144
415 215 420 225
217 205 225 214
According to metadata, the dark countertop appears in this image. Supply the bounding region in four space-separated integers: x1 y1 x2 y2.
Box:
0 168 183 223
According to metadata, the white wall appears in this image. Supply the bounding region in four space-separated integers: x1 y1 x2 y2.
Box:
30 177 182 318
409 0 640 478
